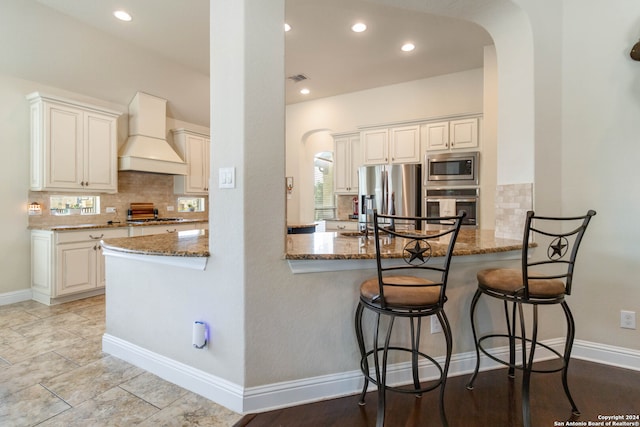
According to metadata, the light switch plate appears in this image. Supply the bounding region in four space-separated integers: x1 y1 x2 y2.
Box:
219 167 236 189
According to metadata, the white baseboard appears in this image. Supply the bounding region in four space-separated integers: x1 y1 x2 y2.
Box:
572 339 640 371
0 289 32 306
101 334 640 415
102 334 245 413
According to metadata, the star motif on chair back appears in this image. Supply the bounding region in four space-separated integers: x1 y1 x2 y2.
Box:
403 239 432 265
547 236 569 260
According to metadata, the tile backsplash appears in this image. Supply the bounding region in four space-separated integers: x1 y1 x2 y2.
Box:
494 183 533 239
28 171 208 228
336 195 359 220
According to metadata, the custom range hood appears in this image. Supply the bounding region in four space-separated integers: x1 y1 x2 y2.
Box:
118 92 187 175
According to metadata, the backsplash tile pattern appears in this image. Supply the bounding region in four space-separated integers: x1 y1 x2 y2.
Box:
494 183 533 239
336 195 359 220
28 171 208 228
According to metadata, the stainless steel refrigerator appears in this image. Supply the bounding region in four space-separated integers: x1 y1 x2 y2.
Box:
358 164 422 231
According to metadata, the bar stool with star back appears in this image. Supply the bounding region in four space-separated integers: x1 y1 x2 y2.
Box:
466 209 596 427
354 209 465 427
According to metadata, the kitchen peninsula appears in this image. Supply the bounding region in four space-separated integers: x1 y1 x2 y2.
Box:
100 228 527 273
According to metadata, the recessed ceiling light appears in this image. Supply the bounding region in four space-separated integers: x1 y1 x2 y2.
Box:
300 88 310 95
351 23 367 33
284 23 291 32
401 43 415 52
113 10 132 22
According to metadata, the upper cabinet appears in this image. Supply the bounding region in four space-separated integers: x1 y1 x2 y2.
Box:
172 128 210 195
362 125 420 165
28 93 121 192
333 132 360 194
422 117 479 152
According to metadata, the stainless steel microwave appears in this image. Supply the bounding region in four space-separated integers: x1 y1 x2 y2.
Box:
424 151 479 187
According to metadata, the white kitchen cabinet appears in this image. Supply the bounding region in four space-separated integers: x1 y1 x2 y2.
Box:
31 228 129 305
172 128 210 194
422 118 478 152
28 92 120 192
362 125 420 165
361 128 388 165
390 125 421 163
333 132 360 194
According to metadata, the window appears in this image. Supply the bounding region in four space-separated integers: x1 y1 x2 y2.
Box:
314 151 335 220
177 197 206 213
49 196 100 215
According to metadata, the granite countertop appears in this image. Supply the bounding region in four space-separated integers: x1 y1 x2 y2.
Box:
102 229 209 257
29 218 208 231
285 229 528 260
100 228 526 261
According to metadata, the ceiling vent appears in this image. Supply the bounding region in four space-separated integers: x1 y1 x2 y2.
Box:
287 74 308 83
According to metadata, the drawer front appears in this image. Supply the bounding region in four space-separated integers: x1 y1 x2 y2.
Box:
129 223 195 236
56 228 129 244
325 221 358 231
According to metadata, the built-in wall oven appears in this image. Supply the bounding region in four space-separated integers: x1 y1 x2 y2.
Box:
425 151 479 187
425 188 479 227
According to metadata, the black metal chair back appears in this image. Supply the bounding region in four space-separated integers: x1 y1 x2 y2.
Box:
520 210 596 300
372 209 465 310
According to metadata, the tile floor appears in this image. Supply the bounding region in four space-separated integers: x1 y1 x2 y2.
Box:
0 295 243 426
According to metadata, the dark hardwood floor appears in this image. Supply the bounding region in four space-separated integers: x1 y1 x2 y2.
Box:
235 359 640 427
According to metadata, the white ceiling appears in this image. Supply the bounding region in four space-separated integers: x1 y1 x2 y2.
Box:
0 0 492 127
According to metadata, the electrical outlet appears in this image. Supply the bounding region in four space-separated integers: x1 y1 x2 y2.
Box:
167 206 174 211
620 310 636 329
430 316 442 334
105 207 116 213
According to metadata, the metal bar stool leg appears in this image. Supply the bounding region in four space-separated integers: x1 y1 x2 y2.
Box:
410 316 423 397
561 301 580 416
507 300 517 378
466 288 483 390
438 310 452 427
354 303 369 405
376 314 395 427
521 303 536 427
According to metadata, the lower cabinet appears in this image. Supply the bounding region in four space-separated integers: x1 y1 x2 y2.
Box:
31 228 129 305
31 222 209 305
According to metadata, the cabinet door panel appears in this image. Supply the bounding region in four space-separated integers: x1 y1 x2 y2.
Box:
390 125 420 163
424 122 449 151
348 137 360 192
57 242 96 295
450 118 478 149
186 134 208 192
362 129 388 165
85 112 117 190
46 104 83 188
334 137 350 193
